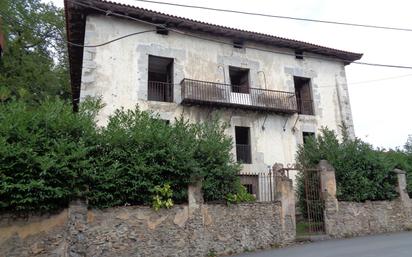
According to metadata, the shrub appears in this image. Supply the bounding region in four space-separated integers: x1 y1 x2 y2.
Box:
296 127 398 203
226 183 256 204
151 183 174 211
0 98 98 212
0 100 242 212
383 150 412 197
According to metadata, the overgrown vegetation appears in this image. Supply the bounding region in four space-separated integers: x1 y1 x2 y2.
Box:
0 99 242 213
151 184 174 211
226 184 256 205
296 127 400 203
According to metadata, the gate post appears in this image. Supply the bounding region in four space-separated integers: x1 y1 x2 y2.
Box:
394 169 411 208
273 163 296 241
317 160 338 235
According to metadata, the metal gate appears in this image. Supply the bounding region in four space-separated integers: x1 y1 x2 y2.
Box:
278 165 325 236
300 168 325 235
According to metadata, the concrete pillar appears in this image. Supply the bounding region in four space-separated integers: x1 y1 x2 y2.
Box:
317 160 339 235
188 180 203 209
394 169 411 208
67 200 88 257
273 163 296 240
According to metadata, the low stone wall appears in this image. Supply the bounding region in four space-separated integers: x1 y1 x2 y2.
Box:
0 210 68 257
86 202 293 257
0 201 294 257
325 199 412 238
319 162 412 238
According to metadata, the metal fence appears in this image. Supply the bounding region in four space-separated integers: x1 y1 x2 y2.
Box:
238 171 277 202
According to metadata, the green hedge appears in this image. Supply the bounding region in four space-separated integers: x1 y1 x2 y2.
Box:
296 128 399 203
0 99 241 212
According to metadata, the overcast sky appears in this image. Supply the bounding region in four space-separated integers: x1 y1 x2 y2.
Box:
49 0 412 149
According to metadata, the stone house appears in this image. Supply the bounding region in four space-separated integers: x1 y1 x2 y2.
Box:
64 0 362 199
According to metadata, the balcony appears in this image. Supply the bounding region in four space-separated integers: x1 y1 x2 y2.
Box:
181 79 298 114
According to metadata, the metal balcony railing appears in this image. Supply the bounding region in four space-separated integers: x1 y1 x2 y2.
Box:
148 81 173 102
181 79 298 113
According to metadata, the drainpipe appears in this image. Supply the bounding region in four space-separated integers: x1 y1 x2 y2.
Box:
257 71 267 89
218 65 226 84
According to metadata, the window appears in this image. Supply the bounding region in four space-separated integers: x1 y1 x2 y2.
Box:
235 126 251 164
302 132 315 144
156 26 169 35
148 55 173 102
294 76 314 115
229 66 250 93
243 184 253 194
233 40 244 49
295 50 304 60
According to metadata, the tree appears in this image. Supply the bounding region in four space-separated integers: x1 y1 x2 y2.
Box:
0 0 69 103
405 135 412 154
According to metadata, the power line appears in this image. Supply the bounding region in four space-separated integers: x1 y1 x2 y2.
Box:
131 0 412 32
0 11 156 48
67 30 156 47
67 0 412 70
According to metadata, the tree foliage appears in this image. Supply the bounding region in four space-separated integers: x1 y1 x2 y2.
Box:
0 0 69 103
0 99 241 213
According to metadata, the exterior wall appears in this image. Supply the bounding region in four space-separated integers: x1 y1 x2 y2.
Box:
325 200 412 238
0 202 293 257
0 210 68 257
319 161 412 238
80 15 355 177
86 203 291 257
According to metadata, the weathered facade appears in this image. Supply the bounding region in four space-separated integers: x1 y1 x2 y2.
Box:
65 0 363 194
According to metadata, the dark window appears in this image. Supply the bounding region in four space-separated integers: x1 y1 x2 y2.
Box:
303 132 315 144
156 26 169 35
235 126 252 164
243 184 253 194
295 50 304 60
229 66 250 93
294 76 314 115
233 40 244 49
148 55 173 102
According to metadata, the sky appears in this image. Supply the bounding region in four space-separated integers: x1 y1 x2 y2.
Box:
49 0 412 149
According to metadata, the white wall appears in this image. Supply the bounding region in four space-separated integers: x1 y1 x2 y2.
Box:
80 14 355 177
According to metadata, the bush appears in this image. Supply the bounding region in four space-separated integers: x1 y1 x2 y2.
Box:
0 99 98 212
383 150 412 197
226 183 256 204
0 100 241 212
296 127 398 203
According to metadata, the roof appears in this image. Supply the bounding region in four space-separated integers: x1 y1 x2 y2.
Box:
64 0 363 110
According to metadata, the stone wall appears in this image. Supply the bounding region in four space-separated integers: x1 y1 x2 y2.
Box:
0 201 293 257
319 161 412 238
325 200 411 238
86 202 292 257
0 210 68 257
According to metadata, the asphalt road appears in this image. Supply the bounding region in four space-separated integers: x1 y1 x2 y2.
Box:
235 232 412 257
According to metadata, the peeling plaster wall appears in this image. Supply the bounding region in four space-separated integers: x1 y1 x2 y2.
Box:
80 15 355 176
